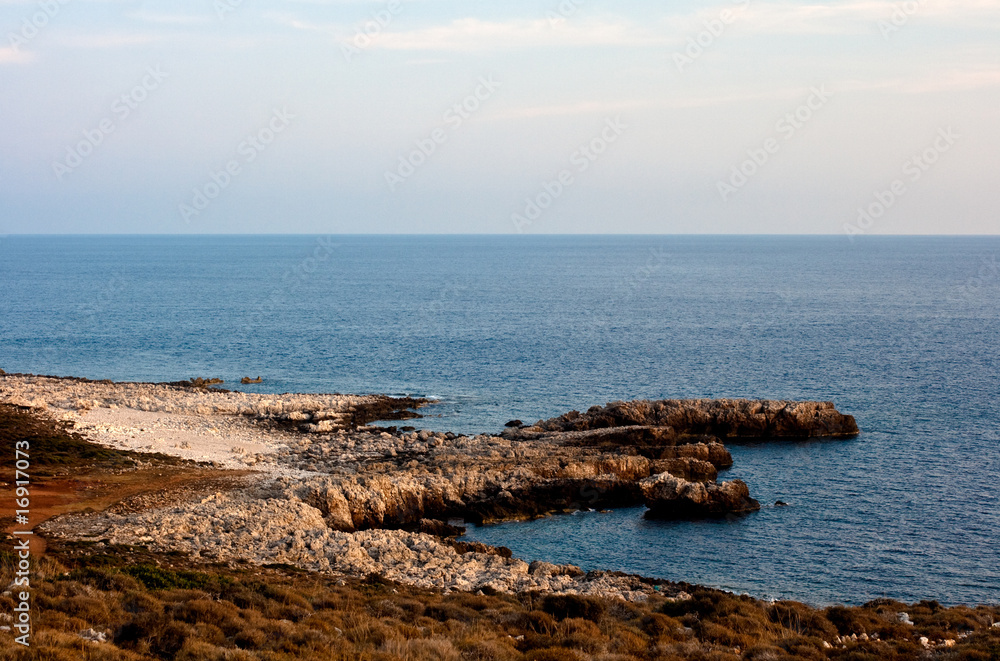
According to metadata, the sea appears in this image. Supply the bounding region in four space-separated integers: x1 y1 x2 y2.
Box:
1 234 997 607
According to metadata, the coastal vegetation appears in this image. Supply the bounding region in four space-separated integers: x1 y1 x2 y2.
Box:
2 540 999 660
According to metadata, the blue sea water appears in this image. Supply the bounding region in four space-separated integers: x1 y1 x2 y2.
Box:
1 235 998 606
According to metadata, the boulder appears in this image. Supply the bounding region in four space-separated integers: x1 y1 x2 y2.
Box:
640 472 760 518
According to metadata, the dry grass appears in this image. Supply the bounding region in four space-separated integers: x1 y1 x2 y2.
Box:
1 543 999 661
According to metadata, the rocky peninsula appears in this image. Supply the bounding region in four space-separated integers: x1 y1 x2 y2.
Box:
0 372 860 602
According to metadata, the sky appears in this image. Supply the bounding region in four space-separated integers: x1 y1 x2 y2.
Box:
0 0 998 235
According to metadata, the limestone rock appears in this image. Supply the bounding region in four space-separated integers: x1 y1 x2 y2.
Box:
640 472 760 518
525 399 859 439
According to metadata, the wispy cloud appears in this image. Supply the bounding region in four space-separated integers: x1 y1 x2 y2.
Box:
485 87 840 121
354 17 663 51
50 32 167 49
270 1 1000 54
732 0 1000 35
125 11 214 26
895 68 1000 94
0 46 33 64
838 65 1000 95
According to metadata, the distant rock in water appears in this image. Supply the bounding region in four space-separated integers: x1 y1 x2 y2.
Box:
165 377 225 390
504 419 523 428
775 500 789 507
640 472 760 519
241 376 263 384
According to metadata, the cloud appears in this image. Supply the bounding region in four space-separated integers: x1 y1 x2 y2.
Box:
50 32 166 49
894 68 1000 94
0 46 34 64
485 87 838 121
731 0 1000 36
355 17 664 51
124 11 214 26
837 62 1000 95
274 1 1000 54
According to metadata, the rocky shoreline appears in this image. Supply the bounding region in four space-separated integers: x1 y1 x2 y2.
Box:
1 372 858 602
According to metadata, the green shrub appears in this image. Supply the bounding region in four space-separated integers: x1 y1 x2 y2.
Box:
123 564 232 592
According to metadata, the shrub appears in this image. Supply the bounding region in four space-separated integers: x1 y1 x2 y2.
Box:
459 640 524 661
511 610 557 635
742 644 794 660
382 637 462 661
524 649 584 661
768 601 837 640
231 625 265 650
120 590 164 616
53 595 112 624
123 564 232 592
174 598 241 631
539 595 605 622
174 639 231 661
152 621 198 657
775 635 826 660
696 620 744 648
427 602 480 623
660 588 758 621
824 605 883 636
68 567 143 593
115 610 170 648
603 624 647 655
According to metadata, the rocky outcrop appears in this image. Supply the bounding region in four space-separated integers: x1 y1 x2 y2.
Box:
518 399 859 439
640 472 760 518
274 399 857 529
498 398 857 520
291 453 671 531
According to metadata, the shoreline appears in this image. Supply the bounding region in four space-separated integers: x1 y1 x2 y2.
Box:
3 372 999 658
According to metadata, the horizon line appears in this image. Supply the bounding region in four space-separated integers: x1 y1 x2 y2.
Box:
4 233 1000 238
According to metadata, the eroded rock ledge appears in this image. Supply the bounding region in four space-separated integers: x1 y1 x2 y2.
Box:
509 398 860 440
261 398 858 529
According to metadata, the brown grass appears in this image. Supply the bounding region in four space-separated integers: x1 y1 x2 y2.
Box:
1 546 999 661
